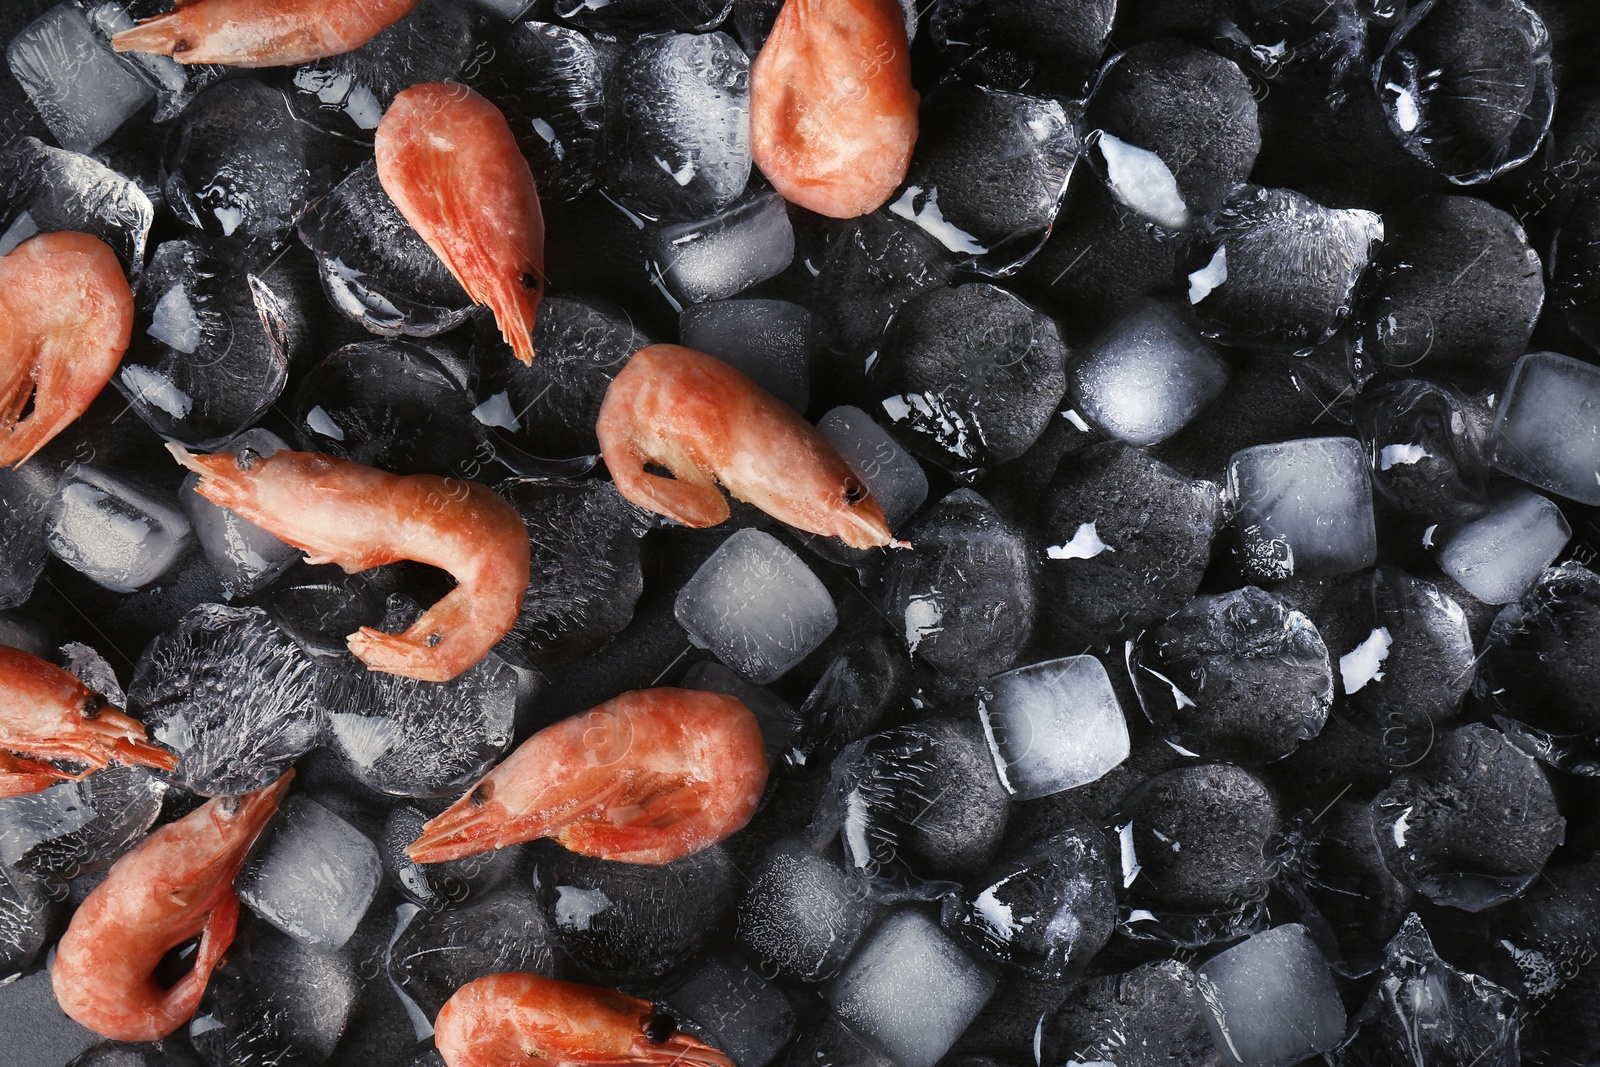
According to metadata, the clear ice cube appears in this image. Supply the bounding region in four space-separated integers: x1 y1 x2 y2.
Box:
1491 351 1600 506
1227 436 1378 581
6 5 154 153
679 298 811 412
387 888 554 1018
1069 300 1229 447
1196 923 1346 1067
0 763 165 882
0 136 153 267
674 529 838 684
235 795 382 953
1438 487 1571 605
0 463 56 609
45 464 191 593
651 190 795 306
978 655 1129 800
664 952 798 1067
826 910 996 1067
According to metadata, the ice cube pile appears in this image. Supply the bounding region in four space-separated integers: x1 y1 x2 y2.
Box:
0 0 1597 1065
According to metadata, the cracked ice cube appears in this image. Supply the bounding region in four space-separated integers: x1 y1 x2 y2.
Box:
1438 487 1570 605
978 655 1129 800
1196 923 1346 1067
826 910 996 1067
236 795 381 953
1227 436 1377 581
675 529 838 684
1491 351 1600 506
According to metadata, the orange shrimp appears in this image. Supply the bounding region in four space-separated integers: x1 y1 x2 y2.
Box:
111 0 420 67
596 345 907 550
750 0 919 218
52 772 293 1042
0 750 73 797
436 973 735 1067
0 645 176 786
167 444 530 683
407 688 768 866
0 232 133 468
376 83 545 366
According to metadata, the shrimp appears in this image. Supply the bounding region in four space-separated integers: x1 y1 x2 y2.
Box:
596 345 907 550
52 772 293 1042
167 444 530 683
408 688 768 866
0 645 176 786
376 83 545 366
0 232 133 468
750 0 919 218
0 751 73 797
436 973 735 1067
110 0 420 68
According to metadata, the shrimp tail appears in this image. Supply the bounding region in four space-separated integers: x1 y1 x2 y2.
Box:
484 281 539 367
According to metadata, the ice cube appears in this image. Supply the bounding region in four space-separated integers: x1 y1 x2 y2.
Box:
130 604 323 796
1437 487 1570 605
1227 436 1377 581
6 5 154 153
236 795 382 953
679 299 811 412
179 429 300 599
826 910 996 1067
602 31 751 220
674 529 838 684
388 888 554 1018
1354 378 1491 522
651 190 795 306
379 806 518 912
978 655 1129 800
0 764 165 882
0 136 153 267
44 464 192 593
0 463 55 609
736 837 883 982
1491 351 1600 506
813 212 956 371
1039 960 1221 1067
817 408 928 533
1069 300 1229 448
1197 923 1346 1067
664 952 797 1067
0 864 48 983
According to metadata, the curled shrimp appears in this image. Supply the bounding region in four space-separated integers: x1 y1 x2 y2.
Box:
436 973 735 1067
750 0 919 218
110 0 420 67
167 444 530 683
0 232 133 468
377 83 545 366
408 687 768 866
596 344 907 550
52 771 292 1042
0 645 176 789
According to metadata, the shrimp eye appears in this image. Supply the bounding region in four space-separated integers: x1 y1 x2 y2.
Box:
468 781 493 808
219 795 243 817
844 480 867 505
518 271 542 292
172 38 192 54
235 448 260 472
644 1011 676 1044
426 633 443 647
80 694 105 719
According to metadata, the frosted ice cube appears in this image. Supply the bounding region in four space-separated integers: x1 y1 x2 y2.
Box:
1228 437 1377 581
45 464 192 593
664 952 798 1067
1438 488 1570 605
679 299 811 412
978 655 1130 800
6 5 154 153
1069 300 1229 447
651 190 795 305
180 429 300 599
1196 923 1347 1067
737 837 882 982
236 796 382 953
675 529 838 684
1491 351 1600 505
826 910 996 1067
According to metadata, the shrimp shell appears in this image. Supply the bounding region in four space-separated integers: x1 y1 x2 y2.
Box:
110 0 421 67
408 687 768 866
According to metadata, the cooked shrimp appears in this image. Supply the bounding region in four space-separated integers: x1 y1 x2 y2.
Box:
0 232 133 468
52 772 292 1042
167 444 530 683
750 0 919 218
376 83 545 366
0 645 176 784
110 0 420 67
597 344 907 550
436 973 735 1067
0 750 72 797
408 688 768 866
